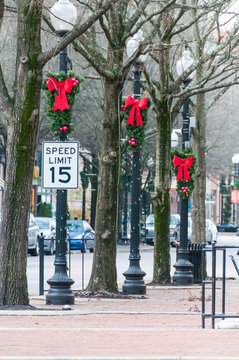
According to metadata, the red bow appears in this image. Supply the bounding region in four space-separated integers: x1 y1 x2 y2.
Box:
173 156 193 181
125 96 147 127
47 77 74 111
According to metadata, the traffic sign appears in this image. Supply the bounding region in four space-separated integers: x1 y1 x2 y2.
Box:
42 141 79 189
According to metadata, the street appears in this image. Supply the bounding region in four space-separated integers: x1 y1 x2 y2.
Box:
27 233 239 295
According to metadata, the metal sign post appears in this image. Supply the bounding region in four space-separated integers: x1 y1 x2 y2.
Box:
42 141 79 189
42 141 79 305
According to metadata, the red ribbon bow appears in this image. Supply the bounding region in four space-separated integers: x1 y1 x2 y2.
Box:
125 95 147 127
173 155 193 181
47 77 74 111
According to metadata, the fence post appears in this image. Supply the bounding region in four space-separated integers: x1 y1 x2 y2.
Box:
39 233 44 296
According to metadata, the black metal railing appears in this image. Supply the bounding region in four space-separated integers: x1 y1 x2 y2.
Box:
202 242 239 329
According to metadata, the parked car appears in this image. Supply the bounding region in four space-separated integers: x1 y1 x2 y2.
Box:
145 214 154 245
144 214 180 246
27 213 40 256
206 219 218 244
35 217 56 255
216 223 238 232
67 220 94 252
170 214 181 246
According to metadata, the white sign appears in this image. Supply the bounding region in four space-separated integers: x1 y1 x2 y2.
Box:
42 141 79 189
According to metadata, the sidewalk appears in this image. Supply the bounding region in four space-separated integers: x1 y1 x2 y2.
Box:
0 279 239 359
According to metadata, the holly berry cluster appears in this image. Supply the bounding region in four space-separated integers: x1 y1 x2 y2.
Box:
171 148 196 199
128 137 136 146
42 71 84 138
181 186 189 195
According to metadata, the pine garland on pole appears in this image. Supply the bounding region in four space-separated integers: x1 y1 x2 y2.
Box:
121 95 150 151
42 71 84 137
172 148 196 199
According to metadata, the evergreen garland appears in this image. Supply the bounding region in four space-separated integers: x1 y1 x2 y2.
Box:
121 96 151 151
171 148 196 199
42 71 84 137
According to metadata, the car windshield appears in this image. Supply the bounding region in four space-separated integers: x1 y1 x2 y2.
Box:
146 215 154 225
36 219 50 229
67 221 84 232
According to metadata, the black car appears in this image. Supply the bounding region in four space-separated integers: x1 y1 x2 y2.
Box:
216 223 238 232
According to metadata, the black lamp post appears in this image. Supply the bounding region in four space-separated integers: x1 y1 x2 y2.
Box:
81 157 87 220
122 152 130 243
46 0 77 305
173 47 194 285
123 31 147 295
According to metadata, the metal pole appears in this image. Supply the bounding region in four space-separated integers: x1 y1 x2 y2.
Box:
39 234 44 296
212 242 216 329
222 249 226 317
82 158 87 220
46 31 74 305
173 80 194 285
122 152 129 242
122 61 146 295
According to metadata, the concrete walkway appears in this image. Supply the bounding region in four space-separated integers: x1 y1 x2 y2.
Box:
0 279 239 360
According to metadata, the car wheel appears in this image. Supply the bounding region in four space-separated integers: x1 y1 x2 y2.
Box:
89 248 94 253
46 240 54 255
31 241 39 256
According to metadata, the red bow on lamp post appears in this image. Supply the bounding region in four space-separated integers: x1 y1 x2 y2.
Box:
125 95 147 127
173 155 193 181
47 77 75 111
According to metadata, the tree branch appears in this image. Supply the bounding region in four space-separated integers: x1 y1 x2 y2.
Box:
38 0 120 67
73 40 115 80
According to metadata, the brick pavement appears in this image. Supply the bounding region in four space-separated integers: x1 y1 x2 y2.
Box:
0 280 239 360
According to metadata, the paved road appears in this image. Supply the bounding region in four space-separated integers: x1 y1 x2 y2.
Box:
27 233 239 295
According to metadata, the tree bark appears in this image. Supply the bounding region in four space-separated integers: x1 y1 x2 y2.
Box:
0 0 42 305
87 79 122 292
152 100 171 284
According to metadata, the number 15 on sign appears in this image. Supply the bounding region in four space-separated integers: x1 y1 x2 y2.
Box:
42 142 79 189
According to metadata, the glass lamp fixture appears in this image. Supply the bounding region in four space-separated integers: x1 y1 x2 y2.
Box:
51 0 77 32
176 46 194 80
171 130 179 148
126 30 148 64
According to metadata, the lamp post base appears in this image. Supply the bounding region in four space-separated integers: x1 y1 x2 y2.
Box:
122 258 146 295
46 259 74 305
173 250 194 285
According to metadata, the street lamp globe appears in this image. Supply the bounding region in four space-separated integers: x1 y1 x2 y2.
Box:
51 0 77 32
171 130 179 148
232 154 239 164
176 46 194 80
232 154 239 176
126 30 148 64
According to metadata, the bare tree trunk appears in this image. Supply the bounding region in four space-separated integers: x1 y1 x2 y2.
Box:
0 1 42 305
87 79 122 292
152 100 171 284
191 90 206 244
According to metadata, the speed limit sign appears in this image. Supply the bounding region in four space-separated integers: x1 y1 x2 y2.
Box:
42 141 79 189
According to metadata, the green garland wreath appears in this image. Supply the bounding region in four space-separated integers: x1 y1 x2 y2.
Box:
171 148 196 199
121 96 151 151
42 71 84 137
